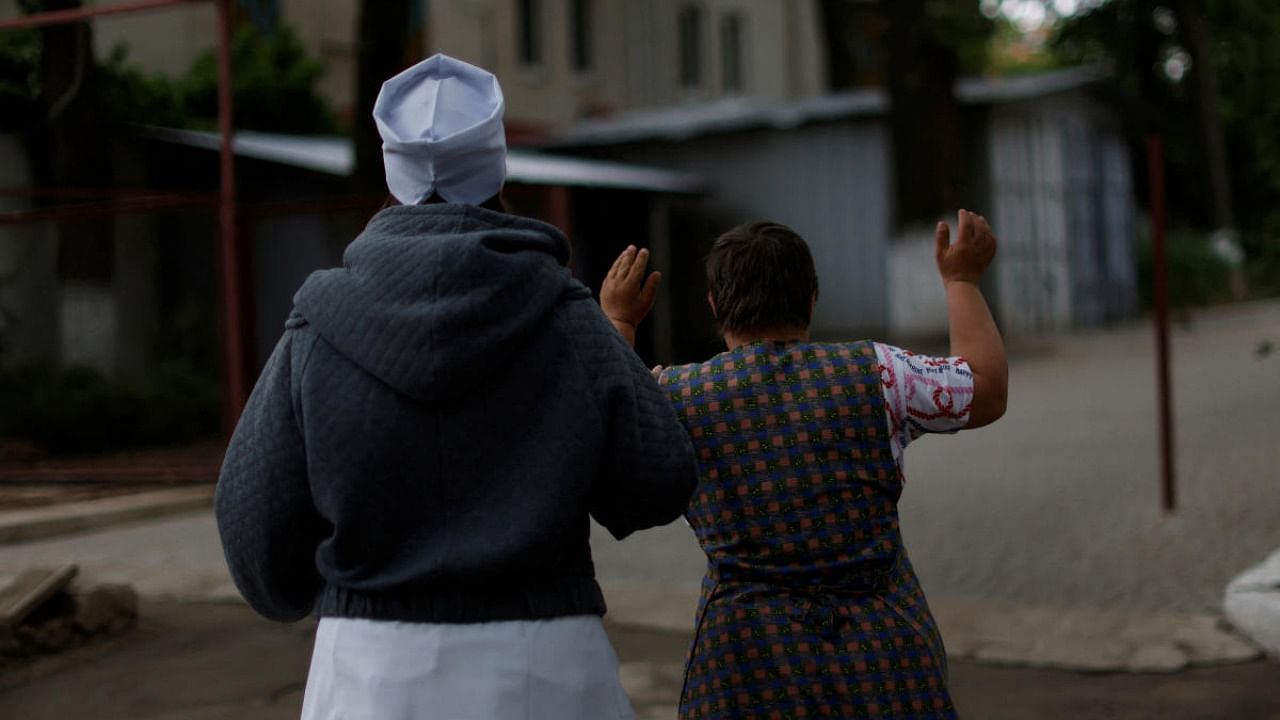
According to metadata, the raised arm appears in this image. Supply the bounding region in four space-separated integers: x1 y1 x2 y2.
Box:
936 210 1008 428
600 245 661 348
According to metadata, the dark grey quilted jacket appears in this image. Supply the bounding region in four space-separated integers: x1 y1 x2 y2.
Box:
215 204 696 623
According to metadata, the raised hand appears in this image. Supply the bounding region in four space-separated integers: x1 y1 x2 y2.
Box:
601 246 662 343
936 209 997 286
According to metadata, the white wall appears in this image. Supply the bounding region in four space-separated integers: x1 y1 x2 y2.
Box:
887 226 950 339
592 120 892 337
988 107 1073 335
624 0 826 109
90 0 217 78
0 134 59 368
431 0 631 128
987 94 1137 334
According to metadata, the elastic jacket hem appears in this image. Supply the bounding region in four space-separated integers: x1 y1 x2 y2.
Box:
314 576 608 624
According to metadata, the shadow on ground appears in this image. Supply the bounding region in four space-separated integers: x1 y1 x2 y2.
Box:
1 601 1278 720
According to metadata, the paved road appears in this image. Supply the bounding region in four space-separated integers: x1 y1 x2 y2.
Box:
3 601 1280 720
1 301 1278 716
591 300 1280 615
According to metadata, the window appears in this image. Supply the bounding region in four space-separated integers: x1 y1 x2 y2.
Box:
720 12 745 94
570 0 594 72
678 4 703 88
518 0 543 66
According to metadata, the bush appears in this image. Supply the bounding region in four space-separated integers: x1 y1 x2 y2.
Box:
0 362 219 456
0 27 39 132
1136 229 1234 310
101 23 338 135
2 15 338 135
1241 216 1280 299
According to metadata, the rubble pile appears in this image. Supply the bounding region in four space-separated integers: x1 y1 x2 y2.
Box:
0 565 138 668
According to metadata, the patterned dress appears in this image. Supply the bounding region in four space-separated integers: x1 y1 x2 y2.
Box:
659 340 958 719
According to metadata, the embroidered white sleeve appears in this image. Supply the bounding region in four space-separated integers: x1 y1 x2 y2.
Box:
874 343 975 461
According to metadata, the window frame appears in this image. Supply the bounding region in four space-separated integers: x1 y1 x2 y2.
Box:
517 0 545 68
719 11 747 95
677 3 705 90
569 0 595 74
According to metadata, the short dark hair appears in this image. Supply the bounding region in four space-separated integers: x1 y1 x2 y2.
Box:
704 221 819 336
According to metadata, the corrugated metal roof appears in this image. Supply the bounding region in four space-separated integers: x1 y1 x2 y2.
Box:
139 127 703 194
545 66 1107 149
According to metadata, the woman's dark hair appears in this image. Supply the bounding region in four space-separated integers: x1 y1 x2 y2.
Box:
704 221 819 335
381 192 507 213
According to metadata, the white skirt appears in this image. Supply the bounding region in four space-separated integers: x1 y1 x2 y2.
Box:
300 615 636 720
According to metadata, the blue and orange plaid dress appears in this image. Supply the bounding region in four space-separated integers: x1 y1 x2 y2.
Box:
658 340 957 719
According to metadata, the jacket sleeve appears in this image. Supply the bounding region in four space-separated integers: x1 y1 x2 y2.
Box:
590 334 698 540
214 326 327 622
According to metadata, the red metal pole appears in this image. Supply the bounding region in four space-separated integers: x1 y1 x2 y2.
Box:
1148 136 1176 513
215 0 247 438
0 0 203 31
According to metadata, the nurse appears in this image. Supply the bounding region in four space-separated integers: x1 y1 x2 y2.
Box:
215 55 698 720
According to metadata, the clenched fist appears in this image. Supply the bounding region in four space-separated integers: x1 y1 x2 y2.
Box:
936 209 997 286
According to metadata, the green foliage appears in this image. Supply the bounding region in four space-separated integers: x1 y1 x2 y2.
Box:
0 28 40 132
0 361 219 455
100 23 338 134
924 0 996 75
97 46 189 130
1 17 337 135
1208 0 1280 232
988 17 1066 76
1050 0 1280 297
172 23 338 134
1137 229 1232 310
1241 218 1280 299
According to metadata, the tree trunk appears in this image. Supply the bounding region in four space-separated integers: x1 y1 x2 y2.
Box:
818 0 858 90
30 0 114 282
882 0 961 227
1174 0 1234 230
353 0 418 194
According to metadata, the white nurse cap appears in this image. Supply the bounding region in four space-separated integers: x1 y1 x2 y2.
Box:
373 54 508 206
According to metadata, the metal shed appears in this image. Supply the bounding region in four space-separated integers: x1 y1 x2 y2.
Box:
546 67 1138 341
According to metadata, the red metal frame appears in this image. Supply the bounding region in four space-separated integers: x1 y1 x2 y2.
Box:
1147 136 1176 514
0 0 246 438
0 0 205 30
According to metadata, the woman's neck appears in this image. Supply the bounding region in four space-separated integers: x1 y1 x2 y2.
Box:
723 327 810 351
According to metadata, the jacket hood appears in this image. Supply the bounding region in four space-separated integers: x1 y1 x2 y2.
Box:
293 204 582 404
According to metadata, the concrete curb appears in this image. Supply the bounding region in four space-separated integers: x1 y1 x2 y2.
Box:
599 582 1263 672
0 487 214 546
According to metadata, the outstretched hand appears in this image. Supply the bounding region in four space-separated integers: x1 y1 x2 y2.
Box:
601 246 662 340
936 209 997 286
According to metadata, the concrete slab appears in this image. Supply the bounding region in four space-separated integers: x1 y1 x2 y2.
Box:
604 582 1261 672
0 565 77 628
934 598 1259 672
0 487 213 546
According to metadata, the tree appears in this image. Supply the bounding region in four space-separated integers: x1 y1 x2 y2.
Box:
818 0 993 227
353 0 417 194
1053 0 1280 287
1172 0 1233 230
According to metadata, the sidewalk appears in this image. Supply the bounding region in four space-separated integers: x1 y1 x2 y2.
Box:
2 599 1278 720
0 506 1264 675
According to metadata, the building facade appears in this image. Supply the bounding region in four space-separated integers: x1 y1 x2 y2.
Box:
3 0 831 134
